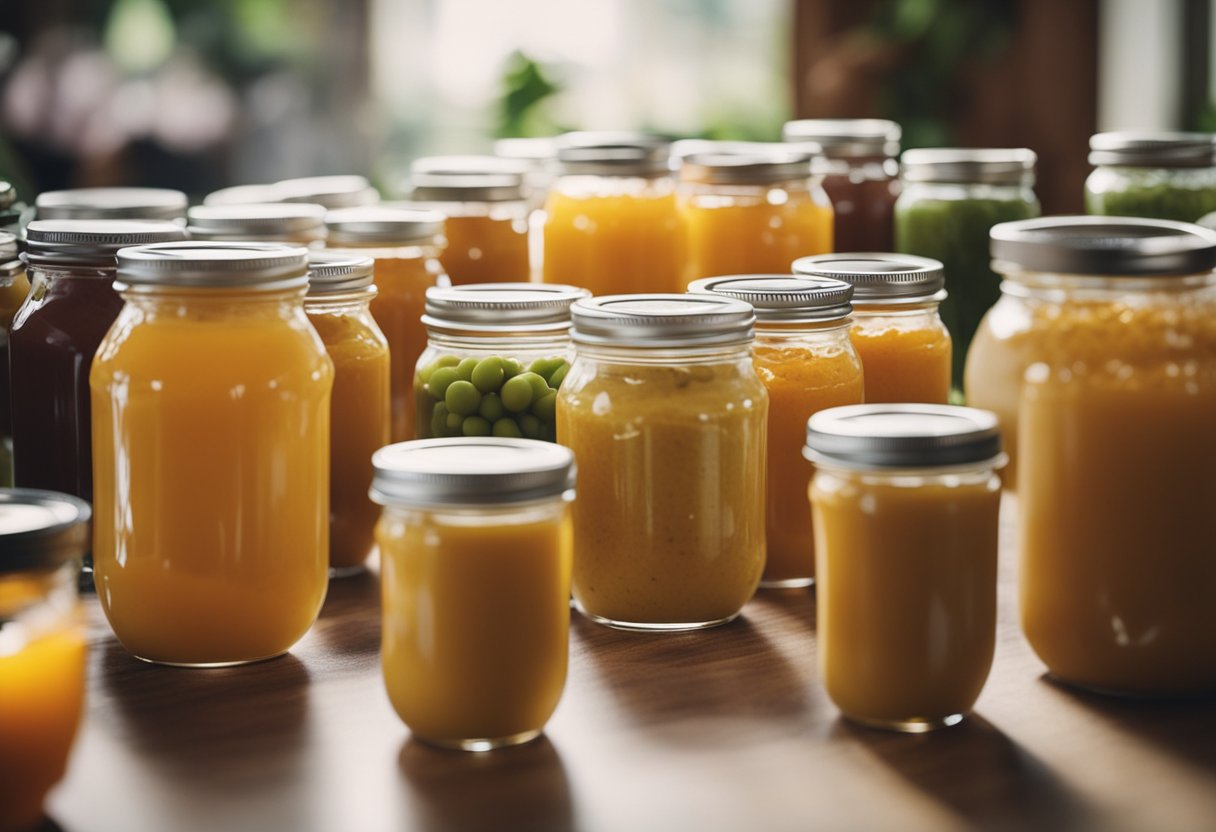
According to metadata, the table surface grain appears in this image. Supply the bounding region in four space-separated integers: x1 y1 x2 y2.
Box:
48 496 1216 832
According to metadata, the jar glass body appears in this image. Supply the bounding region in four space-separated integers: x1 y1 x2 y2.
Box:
304 289 391 575
817 156 900 252
377 498 571 750
850 300 952 404
556 342 768 629
1085 164 1216 222
90 286 333 666
414 200 530 285
811 463 1000 730
0 264 31 484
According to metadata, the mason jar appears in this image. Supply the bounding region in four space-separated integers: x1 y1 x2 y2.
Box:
35 187 187 222
1086 131 1216 222
187 202 328 246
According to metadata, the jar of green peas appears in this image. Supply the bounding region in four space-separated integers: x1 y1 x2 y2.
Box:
414 283 590 441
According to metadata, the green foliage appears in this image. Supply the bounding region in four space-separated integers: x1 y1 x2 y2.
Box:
495 52 564 139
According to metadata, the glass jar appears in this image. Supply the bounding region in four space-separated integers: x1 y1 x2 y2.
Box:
414 283 588 441
0 233 30 485
35 187 188 222
806 404 1003 732
187 202 328 246
688 275 863 588
967 217 1216 695
11 220 186 505
1086 131 1216 222
794 252 951 404
678 148 834 287
305 253 391 576
0 488 91 832
783 119 902 252
407 156 532 285
371 437 575 751
274 175 381 209
557 295 768 630
543 132 686 295
325 207 449 443
91 242 333 666
895 148 1040 390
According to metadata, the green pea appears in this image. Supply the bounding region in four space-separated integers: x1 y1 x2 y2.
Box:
446 412 465 432
518 372 551 402
435 355 461 368
531 391 557 423
492 418 523 438
462 416 492 436
431 403 450 437
528 357 566 381
501 375 534 412
455 357 479 381
547 363 569 389
518 413 542 439
502 358 523 379
445 380 481 416
427 367 459 401
417 364 435 384
479 392 504 422
471 356 506 392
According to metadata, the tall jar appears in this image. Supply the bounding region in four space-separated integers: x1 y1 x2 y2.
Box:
688 275 863 588
325 207 449 443
0 233 30 486
414 283 588 441
372 438 575 751
794 252 951 404
35 187 188 222
783 119 902 252
967 216 1216 695
678 148 834 287
187 202 328 246
91 242 333 666
557 295 768 630
895 148 1039 390
1086 131 1216 222
0 489 91 832
305 253 391 576
543 132 686 295
11 220 186 504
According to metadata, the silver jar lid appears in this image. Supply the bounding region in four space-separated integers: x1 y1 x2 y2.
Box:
570 294 755 347
679 149 814 186
116 242 309 289
781 119 901 159
900 148 1036 186
804 404 1002 469
370 438 576 507
1088 131 1216 168
0 231 16 260
0 180 16 210
325 207 445 246
494 137 557 162
203 184 285 206
423 283 589 332
36 187 188 221
187 203 327 242
793 252 946 303
0 488 92 574
24 220 187 268
274 176 380 209
990 216 1216 276
408 156 528 203
687 275 852 323
555 132 672 177
306 252 375 294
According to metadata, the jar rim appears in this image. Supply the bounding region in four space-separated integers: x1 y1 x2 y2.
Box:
0 489 91 574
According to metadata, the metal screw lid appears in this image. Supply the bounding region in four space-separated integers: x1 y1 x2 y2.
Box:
24 220 187 268
900 148 1036 186
0 231 16 260
555 132 672 177
793 252 946 303
423 283 589 333
990 216 1216 277
187 203 327 242
273 176 380 209
306 252 375 294
804 404 1002 470
570 294 756 348
370 438 576 507
408 156 529 203
781 119 902 159
35 187 188 221
0 488 91 574
687 275 853 323
1088 131 1216 168
679 149 814 186
116 242 310 289
325 207 445 246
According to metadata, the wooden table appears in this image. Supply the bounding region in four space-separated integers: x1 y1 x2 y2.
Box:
49 498 1216 832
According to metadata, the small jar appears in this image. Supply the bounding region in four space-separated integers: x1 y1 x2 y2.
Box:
414 282 588 441
0 232 30 482
371 437 575 751
407 156 532 285
895 148 1040 389
305 253 391 576
35 187 188 222
274 175 381 210
1086 131 1216 222
187 203 328 246
794 253 951 404
543 132 686 295
783 119 902 252
12 220 186 505
966 217 1216 695
325 207 449 443
0 488 91 832
688 275 863 588
558 295 768 630
678 148 834 287
806 404 1003 732
91 242 333 666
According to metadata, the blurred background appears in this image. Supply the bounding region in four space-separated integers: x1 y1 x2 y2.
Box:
0 0 1203 213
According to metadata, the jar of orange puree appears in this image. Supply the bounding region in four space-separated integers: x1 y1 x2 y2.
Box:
688 275 863 588
807 404 1003 732
795 252 951 404
91 243 333 666
557 295 768 630
968 216 1216 696
372 437 575 751
0 489 91 832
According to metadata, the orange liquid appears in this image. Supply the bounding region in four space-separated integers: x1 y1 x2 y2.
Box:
849 309 951 404
0 272 30 327
440 214 530 285
379 506 571 746
91 292 332 665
